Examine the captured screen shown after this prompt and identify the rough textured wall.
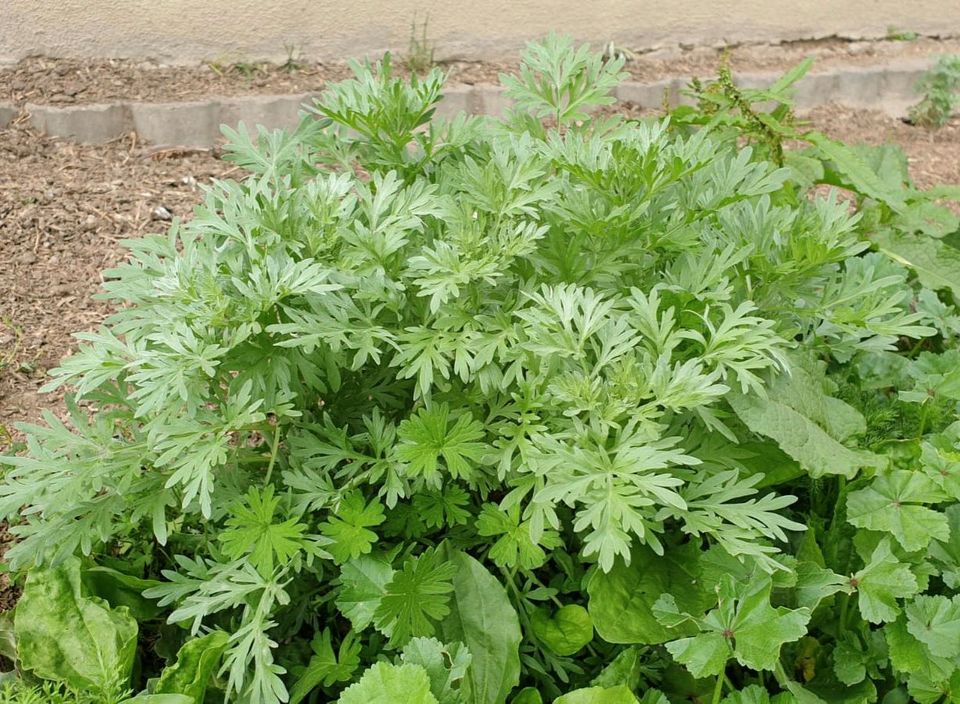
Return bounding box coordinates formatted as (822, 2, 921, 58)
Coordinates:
(2, 0, 960, 64)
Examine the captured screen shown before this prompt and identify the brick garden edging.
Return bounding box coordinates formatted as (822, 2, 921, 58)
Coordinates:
(0, 60, 931, 147)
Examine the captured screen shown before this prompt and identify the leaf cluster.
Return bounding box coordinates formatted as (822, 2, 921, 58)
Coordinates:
(2, 35, 960, 704)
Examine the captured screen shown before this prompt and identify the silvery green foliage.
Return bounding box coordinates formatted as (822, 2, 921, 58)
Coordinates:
(3, 36, 960, 704)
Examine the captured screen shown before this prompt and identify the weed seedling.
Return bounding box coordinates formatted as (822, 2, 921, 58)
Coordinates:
(909, 54, 960, 127)
(281, 43, 304, 74)
(403, 14, 435, 74)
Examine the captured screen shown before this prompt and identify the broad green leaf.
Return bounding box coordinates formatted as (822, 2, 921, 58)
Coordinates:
(795, 561, 851, 611)
(511, 688, 543, 704)
(873, 230, 960, 299)
(587, 543, 711, 644)
(721, 685, 794, 703)
(82, 566, 164, 620)
(336, 554, 395, 631)
(531, 604, 593, 656)
(728, 368, 881, 479)
(833, 637, 867, 686)
(123, 696, 194, 704)
(155, 630, 229, 701)
(0, 613, 15, 671)
(590, 646, 642, 689)
(920, 441, 960, 500)
(847, 472, 949, 552)
(337, 662, 438, 704)
(787, 677, 877, 704)
(851, 538, 918, 623)
(554, 685, 639, 704)
(832, 631, 887, 687)
(15, 556, 138, 696)
(438, 547, 522, 704)
(906, 669, 960, 704)
(905, 595, 960, 658)
(724, 581, 810, 673)
(885, 617, 955, 686)
(928, 503, 960, 588)
(664, 576, 810, 677)
(807, 131, 907, 212)
(665, 633, 729, 679)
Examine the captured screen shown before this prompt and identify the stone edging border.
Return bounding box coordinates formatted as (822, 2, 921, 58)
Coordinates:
(0, 60, 931, 148)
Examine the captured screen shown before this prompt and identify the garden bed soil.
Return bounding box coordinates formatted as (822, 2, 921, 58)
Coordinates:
(4, 36, 960, 107)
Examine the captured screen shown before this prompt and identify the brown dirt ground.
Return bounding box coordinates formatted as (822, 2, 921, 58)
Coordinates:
(4, 36, 960, 106)
(0, 123, 232, 449)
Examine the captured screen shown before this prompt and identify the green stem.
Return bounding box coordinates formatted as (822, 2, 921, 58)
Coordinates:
(264, 422, 281, 485)
(774, 661, 791, 688)
(838, 592, 851, 634)
(918, 400, 931, 440)
(712, 671, 725, 704)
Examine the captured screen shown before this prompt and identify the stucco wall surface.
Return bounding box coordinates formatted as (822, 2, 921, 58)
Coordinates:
(2, 1, 960, 65)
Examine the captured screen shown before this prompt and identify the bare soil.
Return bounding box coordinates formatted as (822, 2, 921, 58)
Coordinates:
(4, 36, 960, 107)
(0, 122, 231, 447)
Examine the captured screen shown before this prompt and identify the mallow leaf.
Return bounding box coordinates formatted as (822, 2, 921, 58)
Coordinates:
(337, 662, 438, 704)
(905, 595, 960, 658)
(846, 471, 949, 552)
(794, 561, 851, 611)
(336, 554, 395, 631)
(721, 685, 794, 703)
(850, 538, 919, 624)
(885, 617, 956, 688)
(14, 556, 138, 697)
(663, 575, 810, 677)
(401, 637, 472, 704)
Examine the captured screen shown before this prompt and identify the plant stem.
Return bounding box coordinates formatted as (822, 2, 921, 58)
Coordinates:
(264, 422, 281, 485)
(918, 400, 931, 440)
(838, 592, 851, 637)
(774, 660, 791, 688)
(712, 671, 725, 704)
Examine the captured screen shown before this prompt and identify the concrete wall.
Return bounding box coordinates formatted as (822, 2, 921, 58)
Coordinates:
(3, 1, 960, 65)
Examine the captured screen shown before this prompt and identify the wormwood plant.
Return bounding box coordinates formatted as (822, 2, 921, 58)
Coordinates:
(3, 35, 960, 704)
(909, 54, 960, 128)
